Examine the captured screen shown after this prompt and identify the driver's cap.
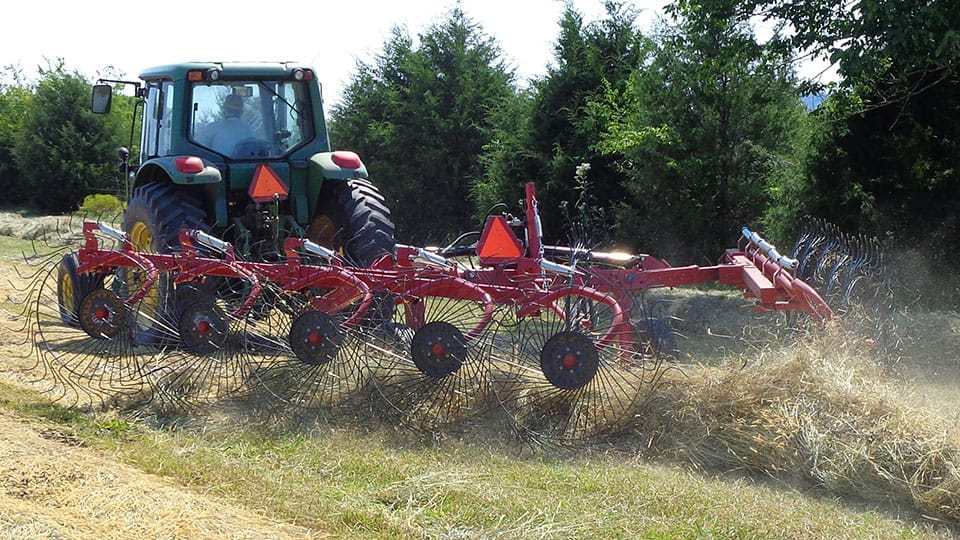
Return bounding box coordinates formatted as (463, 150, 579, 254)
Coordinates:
(224, 94, 244, 113)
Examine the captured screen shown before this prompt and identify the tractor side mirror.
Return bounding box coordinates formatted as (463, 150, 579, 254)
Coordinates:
(91, 84, 112, 114)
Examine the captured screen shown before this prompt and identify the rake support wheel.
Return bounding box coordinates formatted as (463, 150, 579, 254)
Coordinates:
(366, 275, 498, 431)
(57, 252, 104, 328)
(288, 310, 343, 366)
(494, 287, 665, 445)
(177, 301, 230, 354)
(410, 321, 467, 379)
(78, 289, 131, 340)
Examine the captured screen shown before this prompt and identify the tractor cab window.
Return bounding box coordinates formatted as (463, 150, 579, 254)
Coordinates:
(141, 85, 160, 161)
(157, 82, 174, 156)
(189, 80, 313, 159)
(140, 81, 174, 161)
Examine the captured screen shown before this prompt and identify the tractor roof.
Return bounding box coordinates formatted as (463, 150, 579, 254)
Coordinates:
(139, 61, 312, 81)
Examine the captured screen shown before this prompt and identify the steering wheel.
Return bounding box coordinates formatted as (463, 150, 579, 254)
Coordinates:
(232, 138, 272, 158)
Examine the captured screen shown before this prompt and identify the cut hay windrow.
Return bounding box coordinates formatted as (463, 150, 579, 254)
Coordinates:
(642, 328, 960, 523)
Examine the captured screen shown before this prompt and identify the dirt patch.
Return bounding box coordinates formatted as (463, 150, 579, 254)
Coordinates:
(0, 412, 320, 539)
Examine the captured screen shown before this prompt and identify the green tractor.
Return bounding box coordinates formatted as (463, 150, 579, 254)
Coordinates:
(91, 61, 394, 262)
(83, 62, 395, 336)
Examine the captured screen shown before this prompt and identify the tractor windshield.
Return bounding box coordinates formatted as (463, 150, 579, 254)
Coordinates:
(189, 80, 313, 159)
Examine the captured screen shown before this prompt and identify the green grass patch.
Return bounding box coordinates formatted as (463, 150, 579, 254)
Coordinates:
(0, 380, 949, 539)
(0, 235, 54, 259)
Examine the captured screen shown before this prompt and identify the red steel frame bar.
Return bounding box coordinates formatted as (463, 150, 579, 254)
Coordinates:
(77, 223, 373, 323)
(75, 174, 834, 357)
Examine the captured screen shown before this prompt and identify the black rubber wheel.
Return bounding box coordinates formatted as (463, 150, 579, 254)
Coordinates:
(308, 179, 395, 266)
(122, 182, 208, 343)
(57, 252, 105, 328)
(642, 317, 677, 358)
(173, 282, 217, 321)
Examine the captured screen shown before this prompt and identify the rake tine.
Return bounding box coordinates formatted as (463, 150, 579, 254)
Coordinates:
(240, 283, 372, 417)
(363, 272, 501, 432)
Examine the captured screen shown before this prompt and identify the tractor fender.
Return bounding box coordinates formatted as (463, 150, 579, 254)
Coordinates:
(308, 152, 369, 181)
(137, 157, 222, 186)
(134, 159, 226, 227)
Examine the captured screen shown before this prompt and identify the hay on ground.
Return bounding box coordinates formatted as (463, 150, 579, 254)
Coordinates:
(648, 325, 960, 523)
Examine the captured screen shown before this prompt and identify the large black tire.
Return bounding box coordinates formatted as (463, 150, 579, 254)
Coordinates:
(57, 252, 105, 328)
(124, 183, 207, 252)
(122, 183, 208, 342)
(308, 179, 395, 266)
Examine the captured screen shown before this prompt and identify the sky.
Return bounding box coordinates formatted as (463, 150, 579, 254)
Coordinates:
(2, 0, 833, 106)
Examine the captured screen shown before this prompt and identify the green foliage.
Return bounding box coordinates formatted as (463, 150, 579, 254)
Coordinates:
(591, 6, 806, 262)
(330, 8, 514, 243)
(688, 0, 960, 99)
(0, 67, 32, 199)
(734, 0, 960, 303)
(12, 61, 123, 213)
(79, 193, 124, 215)
(476, 2, 652, 240)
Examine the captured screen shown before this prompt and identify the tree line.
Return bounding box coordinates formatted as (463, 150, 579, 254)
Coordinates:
(0, 0, 956, 303)
(0, 61, 136, 213)
(331, 0, 959, 303)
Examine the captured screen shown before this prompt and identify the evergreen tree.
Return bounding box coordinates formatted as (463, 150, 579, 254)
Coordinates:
(13, 61, 120, 212)
(476, 2, 651, 240)
(0, 67, 32, 202)
(330, 9, 514, 243)
(594, 4, 805, 262)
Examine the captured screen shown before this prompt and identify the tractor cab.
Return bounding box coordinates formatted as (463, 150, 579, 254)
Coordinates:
(90, 62, 393, 266)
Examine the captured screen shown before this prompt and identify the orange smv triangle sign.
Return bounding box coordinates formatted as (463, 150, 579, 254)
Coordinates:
(248, 164, 289, 203)
(477, 216, 523, 260)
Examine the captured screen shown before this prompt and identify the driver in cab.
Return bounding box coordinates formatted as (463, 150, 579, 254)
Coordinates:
(196, 94, 256, 156)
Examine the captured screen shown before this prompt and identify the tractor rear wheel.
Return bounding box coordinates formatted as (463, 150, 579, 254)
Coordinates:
(123, 182, 207, 343)
(308, 179, 395, 266)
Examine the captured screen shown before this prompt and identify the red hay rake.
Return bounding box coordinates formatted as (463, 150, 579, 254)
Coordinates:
(19, 183, 839, 443)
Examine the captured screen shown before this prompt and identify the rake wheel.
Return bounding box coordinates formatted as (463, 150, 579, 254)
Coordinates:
(247, 287, 370, 414)
(492, 287, 664, 445)
(365, 275, 498, 431)
(147, 283, 267, 409)
(24, 249, 165, 408)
